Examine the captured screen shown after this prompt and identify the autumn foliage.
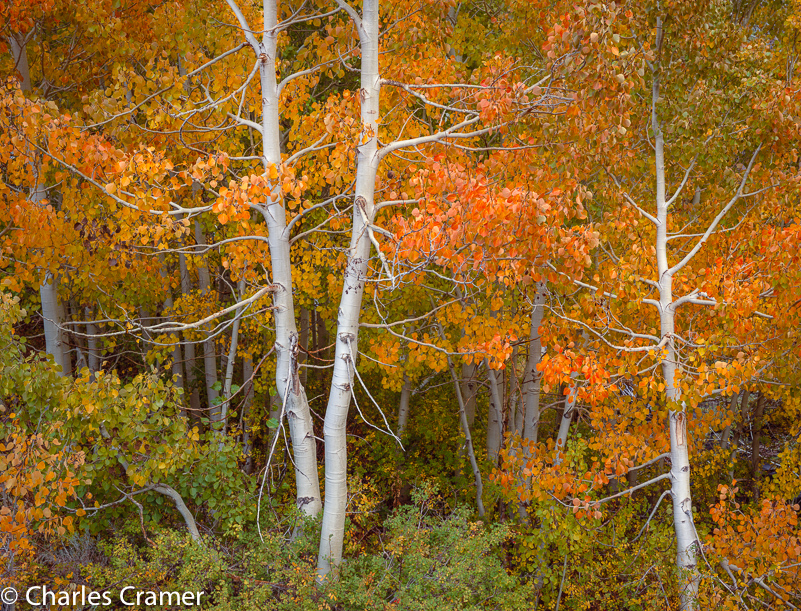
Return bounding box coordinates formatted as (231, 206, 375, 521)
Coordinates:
(1, 0, 801, 609)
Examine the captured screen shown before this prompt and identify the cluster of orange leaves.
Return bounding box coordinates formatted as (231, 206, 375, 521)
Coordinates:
(0, 430, 84, 556)
(707, 485, 801, 606)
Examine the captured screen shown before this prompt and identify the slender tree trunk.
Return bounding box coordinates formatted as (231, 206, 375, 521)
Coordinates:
(179, 251, 202, 418)
(750, 392, 765, 502)
(720, 392, 739, 449)
(317, 308, 330, 357)
(486, 365, 504, 464)
(554, 379, 577, 465)
(729, 389, 751, 481)
(523, 283, 546, 443)
(449, 360, 485, 517)
(652, 49, 699, 608)
(8, 31, 32, 92)
(460, 362, 477, 427)
(317, 0, 381, 579)
(225, 0, 322, 519)
(40, 275, 68, 375)
(397, 375, 412, 436)
(86, 307, 101, 373)
(432, 312, 486, 517)
(10, 31, 70, 376)
(194, 222, 220, 419)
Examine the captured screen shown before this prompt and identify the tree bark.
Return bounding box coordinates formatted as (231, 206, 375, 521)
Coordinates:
(460, 362, 478, 427)
(522, 283, 546, 443)
(194, 222, 220, 420)
(397, 375, 412, 437)
(554, 378, 577, 465)
(486, 364, 504, 464)
(179, 250, 202, 418)
(40, 275, 68, 375)
(12, 34, 71, 377)
(316, 0, 381, 579)
(86, 307, 101, 373)
(652, 48, 699, 607)
(223, 0, 323, 519)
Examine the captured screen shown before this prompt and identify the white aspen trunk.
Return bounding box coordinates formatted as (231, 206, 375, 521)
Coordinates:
(460, 362, 477, 427)
(316, 0, 381, 580)
(652, 46, 699, 607)
(70, 300, 89, 370)
(720, 393, 738, 449)
(554, 379, 577, 466)
(179, 251, 202, 417)
(40, 275, 67, 375)
(486, 364, 504, 464)
(194, 222, 220, 419)
(397, 375, 412, 436)
(11, 31, 70, 376)
(8, 31, 31, 92)
(235, 0, 322, 518)
(522, 283, 546, 443)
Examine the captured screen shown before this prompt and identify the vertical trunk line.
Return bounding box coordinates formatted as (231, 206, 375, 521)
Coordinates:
(317, 0, 382, 580)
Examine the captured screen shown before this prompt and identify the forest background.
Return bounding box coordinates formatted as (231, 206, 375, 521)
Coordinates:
(2, 0, 801, 609)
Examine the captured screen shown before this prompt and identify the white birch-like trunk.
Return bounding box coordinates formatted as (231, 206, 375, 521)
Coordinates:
(652, 52, 699, 608)
(522, 283, 546, 442)
(486, 365, 504, 464)
(554, 379, 577, 466)
(397, 376, 412, 436)
(9, 31, 31, 92)
(40, 274, 68, 375)
(11, 34, 71, 376)
(460, 362, 477, 427)
(224, 0, 322, 517)
(316, 0, 381, 579)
